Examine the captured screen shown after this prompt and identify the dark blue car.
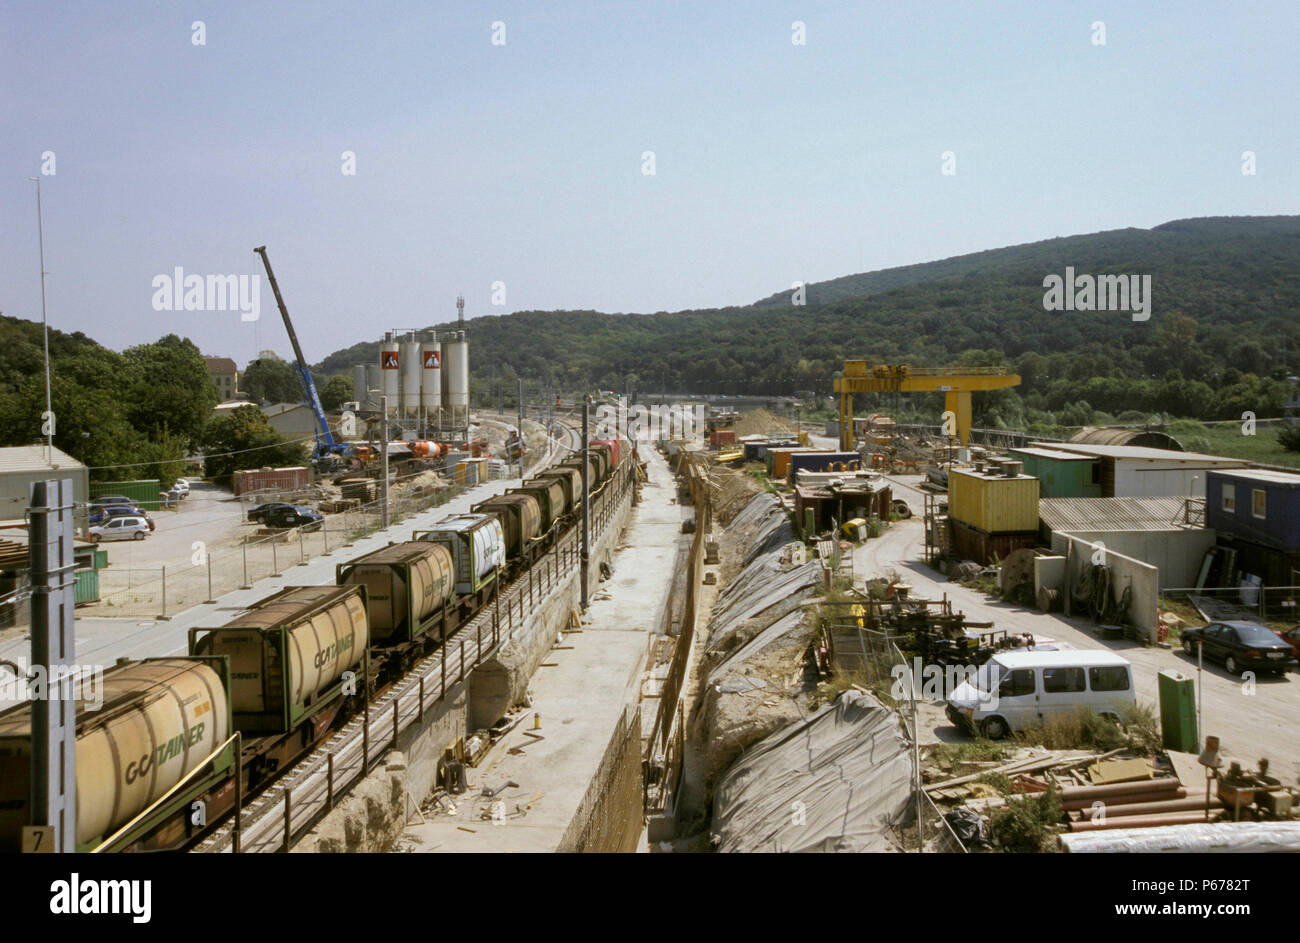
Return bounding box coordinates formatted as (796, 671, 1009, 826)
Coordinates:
(1181, 620, 1297, 676)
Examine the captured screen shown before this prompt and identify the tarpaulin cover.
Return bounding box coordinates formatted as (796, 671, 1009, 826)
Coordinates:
(711, 691, 913, 853)
(1060, 821, 1300, 853)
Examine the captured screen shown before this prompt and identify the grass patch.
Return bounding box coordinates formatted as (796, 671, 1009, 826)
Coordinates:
(808, 667, 870, 711)
(1191, 422, 1300, 470)
(1016, 704, 1160, 753)
(958, 573, 1000, 597)
(930, 739, 1010, 768)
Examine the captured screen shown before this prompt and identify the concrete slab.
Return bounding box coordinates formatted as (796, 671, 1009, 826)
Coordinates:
(401, 445, 688, 852)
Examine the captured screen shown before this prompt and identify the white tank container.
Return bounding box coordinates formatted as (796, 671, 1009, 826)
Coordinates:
(0, 658, 230, 849)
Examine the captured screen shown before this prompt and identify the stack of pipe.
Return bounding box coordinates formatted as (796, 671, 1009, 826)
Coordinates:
(1057, 778, 1223, 832)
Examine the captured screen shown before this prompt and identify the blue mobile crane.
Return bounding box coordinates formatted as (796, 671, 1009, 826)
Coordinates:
(254, 246, 353, 470)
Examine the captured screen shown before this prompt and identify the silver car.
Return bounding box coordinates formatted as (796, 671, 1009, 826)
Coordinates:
(89, 515, 150, 542)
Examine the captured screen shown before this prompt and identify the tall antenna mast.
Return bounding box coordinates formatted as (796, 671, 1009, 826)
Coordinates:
(456, 294, 465, 330)
(30, 177, 52, 463)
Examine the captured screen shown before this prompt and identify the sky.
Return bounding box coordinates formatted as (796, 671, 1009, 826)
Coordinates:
(2, 1, 1296, 369)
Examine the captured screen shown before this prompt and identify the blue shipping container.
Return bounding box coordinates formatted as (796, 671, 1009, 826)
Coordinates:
(1206, 469, 1300, 551)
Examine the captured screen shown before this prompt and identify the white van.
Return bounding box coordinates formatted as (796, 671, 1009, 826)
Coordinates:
(945, 650, 1135, 740)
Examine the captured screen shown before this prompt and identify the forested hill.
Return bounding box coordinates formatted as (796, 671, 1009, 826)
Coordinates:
(315, 216, 1300, 422)
(752, 215, 1300, 308)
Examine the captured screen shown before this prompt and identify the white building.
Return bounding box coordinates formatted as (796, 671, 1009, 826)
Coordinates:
(1033, 442, 1250, 499)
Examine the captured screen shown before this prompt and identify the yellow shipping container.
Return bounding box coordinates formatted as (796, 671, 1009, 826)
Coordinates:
(772, 449, 831, 479)
(948, 467, 1039, 534)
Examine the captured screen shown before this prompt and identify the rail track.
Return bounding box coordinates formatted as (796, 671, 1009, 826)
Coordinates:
(195, 418, 629, 852)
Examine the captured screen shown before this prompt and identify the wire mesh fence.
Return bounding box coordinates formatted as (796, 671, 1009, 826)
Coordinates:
(87, 482, 477, 618)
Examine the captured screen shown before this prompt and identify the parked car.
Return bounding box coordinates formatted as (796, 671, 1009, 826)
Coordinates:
(1180, 621, 1298, 676)
(248, 501, 298, 524)
(89, 495, 133, 508)
(170, 479, 190, 497)
(89, 505, 155, 531)
(264, 505, 324, 529)
(1278, 626, 1300, 659)
(88, 516, 150, 542)
(946, 650, 1136, 740)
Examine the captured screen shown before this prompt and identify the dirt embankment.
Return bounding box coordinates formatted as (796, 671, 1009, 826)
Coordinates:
(674, 477, 826, 838)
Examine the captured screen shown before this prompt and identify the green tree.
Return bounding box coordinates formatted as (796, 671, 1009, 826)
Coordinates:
(242, 357, 301, 404)
(121, 334, 216, 442)
(198, 406, 307, 483)
(318, 374, 352, 411)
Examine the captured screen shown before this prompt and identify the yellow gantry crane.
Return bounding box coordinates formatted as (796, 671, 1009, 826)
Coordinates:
(833, 362, 1021, 449)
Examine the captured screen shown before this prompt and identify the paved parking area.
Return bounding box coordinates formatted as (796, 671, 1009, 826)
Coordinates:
(858, 474, 1300, 781)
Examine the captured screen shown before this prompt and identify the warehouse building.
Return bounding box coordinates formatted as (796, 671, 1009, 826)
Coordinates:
(0, 444, 88, 531)
(1028, 442, 1248, 499)
(1038, 496, 1215, 589)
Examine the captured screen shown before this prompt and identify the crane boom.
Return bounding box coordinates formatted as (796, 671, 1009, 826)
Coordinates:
(254, 246, 346, 462)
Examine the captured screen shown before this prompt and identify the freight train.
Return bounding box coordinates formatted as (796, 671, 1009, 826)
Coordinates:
(0, 439, 629, 854)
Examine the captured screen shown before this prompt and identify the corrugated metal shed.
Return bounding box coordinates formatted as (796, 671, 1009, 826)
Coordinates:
(1069, 426, 1184, 450)
(1033, 442, 1247, 464)
(1039, 496, 1197, 533)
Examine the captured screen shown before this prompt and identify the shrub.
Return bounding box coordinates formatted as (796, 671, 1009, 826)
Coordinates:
(988, 785, 1062, 853)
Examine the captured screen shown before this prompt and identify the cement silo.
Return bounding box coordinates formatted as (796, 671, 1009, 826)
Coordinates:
(352, 364, 367, 412)
(380, 336, 400, 417)
(400, 336, 422, 420)
(446, 330, 469, 428)
(365, 364, 380, 410)
(420, 331, 441, 428)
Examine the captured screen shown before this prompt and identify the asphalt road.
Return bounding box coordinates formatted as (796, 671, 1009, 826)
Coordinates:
(860, 473, 1300, 780)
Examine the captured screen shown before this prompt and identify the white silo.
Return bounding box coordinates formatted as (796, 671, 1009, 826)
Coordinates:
(447, 331, 469, 427)
(380, 334, 400, 416)
(351, 364, 367, 411)
(365, 364, 380, 410)
(420, 331, 441, 427)
(400, 336, 422, 420)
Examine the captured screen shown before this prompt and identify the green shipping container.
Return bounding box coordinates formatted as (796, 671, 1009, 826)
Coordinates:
(73, 568, 100, 605)
(90, 479, 163, 511)
(1157, 669, 1198, 753)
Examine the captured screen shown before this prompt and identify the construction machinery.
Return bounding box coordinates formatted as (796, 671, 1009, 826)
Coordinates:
(832, 362, 1021, 450)
(254, 246, 353, 470)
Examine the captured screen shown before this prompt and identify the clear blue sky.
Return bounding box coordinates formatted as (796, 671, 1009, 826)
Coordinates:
(2, 1, 1296, 368)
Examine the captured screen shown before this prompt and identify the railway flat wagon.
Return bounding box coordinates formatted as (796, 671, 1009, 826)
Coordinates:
(190, 585, 369, 736)
(0, 657, 235, 853)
